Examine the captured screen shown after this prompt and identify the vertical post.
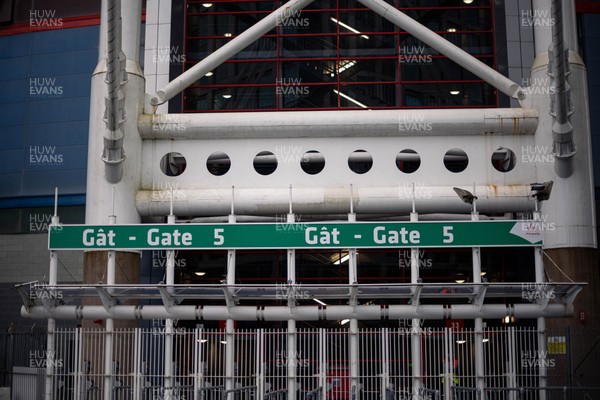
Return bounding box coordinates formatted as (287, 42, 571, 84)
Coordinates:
(164, 197, 176, 400)
(45, 188, 60, 400)
(256, 329, 265, 400)
(444, 328, 453, 400)
(132, 328, 141, 400)
(381, 328, 390, 397)
(471, 197, 485, 400)
(409, 186, 422, 398)
(348, 191, 359, 399)
(534, 203, 547, 400)
(104, 209, 117, 400)
(287, 188, 297, 400)
(319, 329, 327, 400)
(225, 187, 236, 397)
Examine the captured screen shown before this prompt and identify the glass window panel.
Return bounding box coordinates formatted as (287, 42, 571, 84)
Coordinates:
(186, 37, 277, 60)
(334, 10, 396, 33)
(401, 8, 493, 32)
(281, 36, 337, 58)
(338, 58, 397, 82)
(400, 56, 494, 81)
(339, 34, 397, 57)
(189, 61, 276, 86)
(400, 32, 493, 55)
(281, 60, 338, 84)
(280, 84, 339, 109)
(184, 86, 276, 111)
(187, 1, 275, 14)
(338, 84, 398, 108)
(401, 82, 496, 107)
(187, 13, 274, 36)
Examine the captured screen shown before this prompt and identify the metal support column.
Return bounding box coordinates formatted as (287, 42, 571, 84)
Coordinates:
(472, 201, 486, 400)
(45, 189, 60, 400)
(104, 212, 117, 400)
(164, 209, 176, 400)
(348, 199, 359, 399)
(534, 205, 547, 400)
(287, 191, 298, 400)
(409, 189, 422, 399)
(225, 199, 237, 396)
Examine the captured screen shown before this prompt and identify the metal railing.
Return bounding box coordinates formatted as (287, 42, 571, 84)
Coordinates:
(4, 327, 600, 400)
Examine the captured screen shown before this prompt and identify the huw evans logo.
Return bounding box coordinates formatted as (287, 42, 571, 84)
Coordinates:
(399, 250, 432, 270)
(399, 182, 433, 199)
(30, 77, 64, 98)
(276, 282, 310, 300)
(30, 10, 63, 29)
(521, 145, 555, 164)
(521, 9, 555, 28)
(520, 350, 556, 368)
(276, 10, 309, 29)
(399, 46, 432, 65)
(151, 182, 187, 201)
(152, 46, 186, 65)
(29, 146, 64, 166)
(275, 145, 304, 163)
(521, 282, 555, 302)
(151, 114, 187, 132)
(29, 213, 53, 233)
(30, 350, 63, 368)
(276, 78, 310, 97)
(399, 113, 432, 132)
(521, 77, 556, 97)
(151, 250, 187, 269)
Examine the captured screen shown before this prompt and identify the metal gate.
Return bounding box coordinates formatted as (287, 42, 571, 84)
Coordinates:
(31, 327, 551, 400)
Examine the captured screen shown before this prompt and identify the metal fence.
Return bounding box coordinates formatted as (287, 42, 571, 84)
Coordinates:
(1, 327, 600, 400)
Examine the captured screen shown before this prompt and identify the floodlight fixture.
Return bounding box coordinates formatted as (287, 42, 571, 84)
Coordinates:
(530, 181, 553, 202)
(453, 187, 477, 205)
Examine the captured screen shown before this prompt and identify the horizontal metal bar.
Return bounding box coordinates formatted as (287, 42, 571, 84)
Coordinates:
(138, 108, 538, 139)
(21, 303, 573, 321)
(136, 185, 534, 217)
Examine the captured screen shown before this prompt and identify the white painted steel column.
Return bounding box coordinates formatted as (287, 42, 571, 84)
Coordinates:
(256, 329, 265, 400)
(86, 0, 143, 225)
(534, 208, 547, 400)
(472, 207, 485, 400)
(381, 328, 390, 397)
(532, 0, 552, 55)
(45, 190, 60, 400)
(287, 198, 298, 400)
(409, 209, 422, 399)
(319, 329, 327, 400)
(164, 212, 176, 399)
(104, 213, 117, 400)
(225, 208, 237, 396)
(348, 208, 359, 400)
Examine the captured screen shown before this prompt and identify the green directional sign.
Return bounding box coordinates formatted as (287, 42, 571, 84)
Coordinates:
(48, 221, 543, 250)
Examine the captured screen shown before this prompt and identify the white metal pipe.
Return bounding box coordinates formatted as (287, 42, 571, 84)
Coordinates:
(534, 210, 547, 400)
(533, 0, 552, 55)
(288, 319, 297, 400)
(151, 0, 317, 105)
(138, 108, 538, 139)
(164, 214, 175, 399)
(22, 304, 573, 320)
(409, 211, 421, 399)
(349, 319, 359, 399)
(354, 0, 524, 99)
(104, 214, 116, 400)
(136, 186, 534, 217)
(471, 210, 485, 398)
(226, 212, 236, 395)
(46, 207, 59, 400)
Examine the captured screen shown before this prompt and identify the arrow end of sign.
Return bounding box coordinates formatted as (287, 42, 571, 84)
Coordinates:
(510, 222, 543, 244)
